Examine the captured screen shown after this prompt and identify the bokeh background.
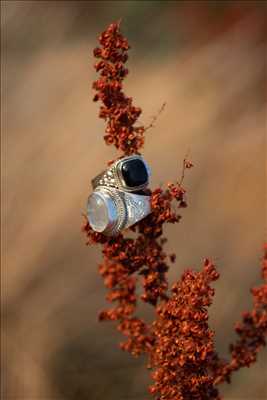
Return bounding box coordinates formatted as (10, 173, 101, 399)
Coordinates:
(1, 1, 266, 399)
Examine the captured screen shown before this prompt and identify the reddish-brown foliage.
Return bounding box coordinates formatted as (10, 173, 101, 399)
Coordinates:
(92, 20, 144, 155)
(83, 21, 267, 399)
(210, 244, 267, 385)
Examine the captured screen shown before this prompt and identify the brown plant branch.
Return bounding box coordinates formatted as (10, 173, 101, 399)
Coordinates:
(144, 102, 167, 132)
(83, 21, 267, 400)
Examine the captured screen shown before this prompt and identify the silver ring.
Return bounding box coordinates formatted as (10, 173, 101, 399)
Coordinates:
(87, 156, 152, 236)
(91, 155, 151, 192)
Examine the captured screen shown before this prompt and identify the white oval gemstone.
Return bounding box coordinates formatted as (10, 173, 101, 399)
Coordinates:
(87, 191, 117, 232)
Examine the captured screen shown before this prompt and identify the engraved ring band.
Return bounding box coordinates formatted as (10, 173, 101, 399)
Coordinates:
(87, 155, 152, 236)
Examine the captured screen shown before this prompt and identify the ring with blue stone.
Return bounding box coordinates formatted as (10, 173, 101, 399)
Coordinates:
(87, 156, 152, 236)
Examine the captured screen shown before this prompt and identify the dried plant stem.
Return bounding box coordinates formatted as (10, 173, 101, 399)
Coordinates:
(83, 21, 267, 400)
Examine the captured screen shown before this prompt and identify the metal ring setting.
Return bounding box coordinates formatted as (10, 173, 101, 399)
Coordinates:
(91, 155, 151, 193)
(87, 156, 152, 236)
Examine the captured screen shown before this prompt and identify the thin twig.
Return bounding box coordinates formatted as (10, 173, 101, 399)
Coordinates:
(178, 148, 192, 186)
(144, 102, 166, 132)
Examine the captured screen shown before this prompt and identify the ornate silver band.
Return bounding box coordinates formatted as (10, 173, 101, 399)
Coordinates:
(87, 155, 152, 235)
(91, 155, 151, 193)
(87, 186, 151, 236)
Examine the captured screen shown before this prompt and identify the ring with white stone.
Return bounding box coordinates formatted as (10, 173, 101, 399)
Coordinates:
(87, 186, 151, 236)
(91, 155, 151, 193)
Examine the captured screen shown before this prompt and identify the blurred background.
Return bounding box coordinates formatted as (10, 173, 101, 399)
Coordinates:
(1, 1, 266, 399)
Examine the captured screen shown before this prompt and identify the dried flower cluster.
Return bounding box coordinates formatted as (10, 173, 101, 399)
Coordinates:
(83, 21, 267, 399)
(83, 177, 190, 356)
(210, 245, 267, 385)
(149, 259, 220, 400)
(92, 21, 144, 154)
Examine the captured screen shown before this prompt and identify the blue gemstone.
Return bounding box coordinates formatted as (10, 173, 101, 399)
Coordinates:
(121, 159, 148, 187)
